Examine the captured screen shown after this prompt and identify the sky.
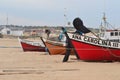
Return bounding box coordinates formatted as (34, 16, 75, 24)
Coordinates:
(0, 0, 120, 28)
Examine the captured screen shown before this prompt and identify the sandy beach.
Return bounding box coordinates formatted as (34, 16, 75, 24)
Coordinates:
(0, 38, 120, 80)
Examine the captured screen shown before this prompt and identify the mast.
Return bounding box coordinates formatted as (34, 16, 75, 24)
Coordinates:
(103, 12, 107, 32)
(5, 14, 8, 29)
(102, 0, 107, 32)
(6, 14, 8, 26)
(64, 8, 68, 27)
(64, 8, 67, 27)
(99, 13, 107, 38)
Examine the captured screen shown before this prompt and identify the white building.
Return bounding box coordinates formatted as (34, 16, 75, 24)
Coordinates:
(0, 26, 24, 36)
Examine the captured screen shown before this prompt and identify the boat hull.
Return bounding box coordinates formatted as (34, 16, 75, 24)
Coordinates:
(71, 40, 120, 61)
(21, 41, 45, 52)
(42, 38, 74, 55)
(67, 33, 120, 61)
(19, 38, 45, 52)
(45, 41, 68, 55)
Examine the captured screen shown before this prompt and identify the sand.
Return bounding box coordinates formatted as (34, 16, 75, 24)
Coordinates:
(0, 38, 120, 80)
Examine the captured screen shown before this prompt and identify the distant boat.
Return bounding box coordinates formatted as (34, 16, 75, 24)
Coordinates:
(98, 14, 120, 42)
(99, 27, 120, 43)
(18, 38, 45, 52)
(41, 37, 74, 55)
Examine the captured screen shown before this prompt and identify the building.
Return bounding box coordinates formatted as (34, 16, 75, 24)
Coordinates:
(0, 26, 24, 36)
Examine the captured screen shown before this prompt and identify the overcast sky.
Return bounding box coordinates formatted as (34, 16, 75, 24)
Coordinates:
(0, 0, 120, 28)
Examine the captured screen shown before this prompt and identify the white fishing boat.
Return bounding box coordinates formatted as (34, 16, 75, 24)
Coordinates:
(99, 14, 120, 42)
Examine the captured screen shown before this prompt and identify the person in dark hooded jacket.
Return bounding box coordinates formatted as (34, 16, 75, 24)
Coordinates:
(73, 17, 91, 35)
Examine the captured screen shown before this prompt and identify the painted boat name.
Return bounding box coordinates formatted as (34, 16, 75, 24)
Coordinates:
(72, 34, 119, 48)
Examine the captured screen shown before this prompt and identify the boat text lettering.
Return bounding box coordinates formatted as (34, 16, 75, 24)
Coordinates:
(71, 34, 119, 48)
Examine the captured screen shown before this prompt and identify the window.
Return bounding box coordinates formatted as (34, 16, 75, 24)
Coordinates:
(7, 31, 10, 34)
(110, 32, 114, 36)
(115, 32, 118, 36)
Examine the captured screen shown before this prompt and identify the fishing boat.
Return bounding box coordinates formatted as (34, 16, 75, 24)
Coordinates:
(66, 32, 120, 61)
(63, 17, 120, 62)
(18, 38, 45, 52)
(41, 37, 74, 55)
(98, 14, 120, 42)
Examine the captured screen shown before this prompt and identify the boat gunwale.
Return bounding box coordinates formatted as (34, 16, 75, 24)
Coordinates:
(68, 32, 120, 49)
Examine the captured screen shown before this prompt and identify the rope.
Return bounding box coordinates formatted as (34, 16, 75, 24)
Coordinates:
(106, 48, 120, 58)
(83, 26, 120, 59)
